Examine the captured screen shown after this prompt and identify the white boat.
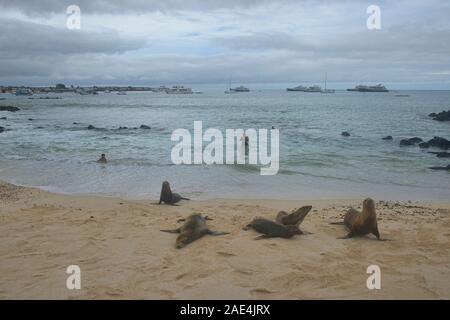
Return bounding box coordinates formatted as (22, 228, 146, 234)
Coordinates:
(166, 86, 193, 94)
(228, 85, 250, 93)
(287, 85, 307, 92)
(15, 88, 33, 96)
(117, 91, 127, 95)
(304, 85, 322, 92)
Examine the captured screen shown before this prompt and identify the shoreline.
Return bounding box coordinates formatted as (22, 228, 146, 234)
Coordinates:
(1, 180, 450, 299)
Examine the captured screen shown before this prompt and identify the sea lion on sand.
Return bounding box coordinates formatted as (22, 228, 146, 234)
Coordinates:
(276, 206, 312, 226)
(243, 218, 302, 239)
(158, 181, 190, 205)
(331, 198, 387, 240)
(161, 214, 228, 248)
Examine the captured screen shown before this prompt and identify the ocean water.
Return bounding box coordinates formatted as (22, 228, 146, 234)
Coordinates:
(0, 87, 449, 201)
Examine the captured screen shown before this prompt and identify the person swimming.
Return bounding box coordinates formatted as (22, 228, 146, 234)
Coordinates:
(97, 154, 107, 163)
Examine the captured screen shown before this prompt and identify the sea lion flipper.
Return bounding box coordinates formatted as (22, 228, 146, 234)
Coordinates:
(160, 228, 181, 234)
(338, 232, 354, 239)
(207, 230, 229, 236)
(254, 235, 272, 240)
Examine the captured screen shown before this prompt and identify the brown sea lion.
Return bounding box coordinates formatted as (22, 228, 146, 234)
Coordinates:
(275, 206, 312, 226)
(331, 198, 386, 240)
(160, 214, 228, 248)
(243, 218, 302, 239)
(158, 181, 190, 205)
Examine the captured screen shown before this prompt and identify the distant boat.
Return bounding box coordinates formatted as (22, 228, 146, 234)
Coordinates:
(347, 84, 389, 92)
(15, 88, 33, 96)
(286, 85, 307, 92)
(304, 85, 322, 93)
(321, 72, 335, 94)
(117, 91, 127, 95)
(227, 85, 250, 93)
(166, 86, 193, 94)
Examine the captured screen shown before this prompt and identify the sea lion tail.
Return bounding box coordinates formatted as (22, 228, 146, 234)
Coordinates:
(160, 229, 180, 234)
(207, 230, 229, 236)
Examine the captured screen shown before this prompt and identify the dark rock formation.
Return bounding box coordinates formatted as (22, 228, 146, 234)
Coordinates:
(428, 165, 450, 171)
(87, 125, 96, 130)
(419, 142, 430, 148)
(426, 136, 450, 150)
(382, 136, 393, 140)
(0, 106, 20, 112)
(341, 131, 350, 137)
(0, 126, 5, 133)
(0, 117, 6, 120)
(400, 137, 423, 146)
(140, 125, 151, 129)
(429, 109, 450, 122)
(428, 152, 450, 158)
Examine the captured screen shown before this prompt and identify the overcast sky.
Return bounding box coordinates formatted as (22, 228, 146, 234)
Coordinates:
(1, 0, 450, 89)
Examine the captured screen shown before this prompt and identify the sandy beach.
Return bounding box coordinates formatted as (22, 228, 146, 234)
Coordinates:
(0, 180, 449, 299)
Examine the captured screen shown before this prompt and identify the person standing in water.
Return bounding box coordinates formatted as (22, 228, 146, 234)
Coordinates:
(97, 154, 107, 163)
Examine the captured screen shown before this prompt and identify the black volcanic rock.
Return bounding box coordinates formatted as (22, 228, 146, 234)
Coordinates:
(87, 125, 95, 130)
(140, 125, 151, 129)
(341, 131, 350, 137)
(0, 117, 6, 120)
(426, 136, 450, 150)
(428, 165, 450, 171)
(382, 136, 393, 140)
(419, 142, 430, 148)
(400, 137, 423, 146)
(0, 126, 5, 133)
(428, 152, 450, 158)
(0, 106, 20, 112)
(429, 109, 450, 122)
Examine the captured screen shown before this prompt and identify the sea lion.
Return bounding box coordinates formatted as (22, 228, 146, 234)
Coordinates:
(331, 198, 385, 240)
(158, 181, 190, 205)
(243, 218, 302, 239)
(161, 214, 228, 248)
(275, 206, 312, 227)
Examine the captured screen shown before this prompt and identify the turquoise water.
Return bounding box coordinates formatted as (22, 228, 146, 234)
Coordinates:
(0, 87, 449, 200)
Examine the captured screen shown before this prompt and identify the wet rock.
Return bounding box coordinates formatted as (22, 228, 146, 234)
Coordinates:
(419, 142, 430, 148)
(426, 136, 450, 150)
(341, 131, 350, 137)
(0, 117, 6, 120)
(400, 137, 423, 146)
(28, 118, 34, 121)
(382, 136, 393, 140)
(428, 165, 450, 171)
(0, 126, 5, 133)
(140, 125, 151, 130)
(428, 152, 450, 158)
(0, 106, 20, 112)
(429, 109, 450, 122)
(87, 125, 96, 130)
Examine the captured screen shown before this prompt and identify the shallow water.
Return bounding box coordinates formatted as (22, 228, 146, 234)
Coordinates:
(0, 87, 449, 200)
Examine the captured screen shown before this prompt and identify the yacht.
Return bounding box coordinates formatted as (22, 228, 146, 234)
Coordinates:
(347, 84, 389, 92)
(286, 85, 307, 92)
(166, 86, 193, 94)
(228, 85, 250, 93)
(304, 85, 322, 93)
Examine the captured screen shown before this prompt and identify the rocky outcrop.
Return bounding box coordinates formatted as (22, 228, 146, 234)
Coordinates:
(428, 152, 450, 158)
(382, 136, 393, 140)
(0, 106, 20, 112)
(140, 125, 151, 130)
(426, 136, 450, 150)
(0, 126, 5, 133)
(341, 131, 350, 137)
(429, 109, 450, 122)
(429, 165, 450, 171)
(400, 137, 422, 146)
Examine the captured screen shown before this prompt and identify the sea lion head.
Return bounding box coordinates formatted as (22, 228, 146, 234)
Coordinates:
(175, 234, 190, 249)
(160, 181, 173, 203)
(362, 198, 376, 218)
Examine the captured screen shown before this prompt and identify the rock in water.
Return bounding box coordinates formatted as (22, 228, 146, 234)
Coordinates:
(400, 137, 423, 146)
(382, 136, 393, 140)
(426, 136, 450, 150)
(0, 106, 20, 112)
(140, 125, 151, 129)
(429, 109, 450, 122)
(341, 131, 350, 137)
(428, 152, 450, 158)
(0, 126, 5, 133)
(429, 165, 450, 171)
